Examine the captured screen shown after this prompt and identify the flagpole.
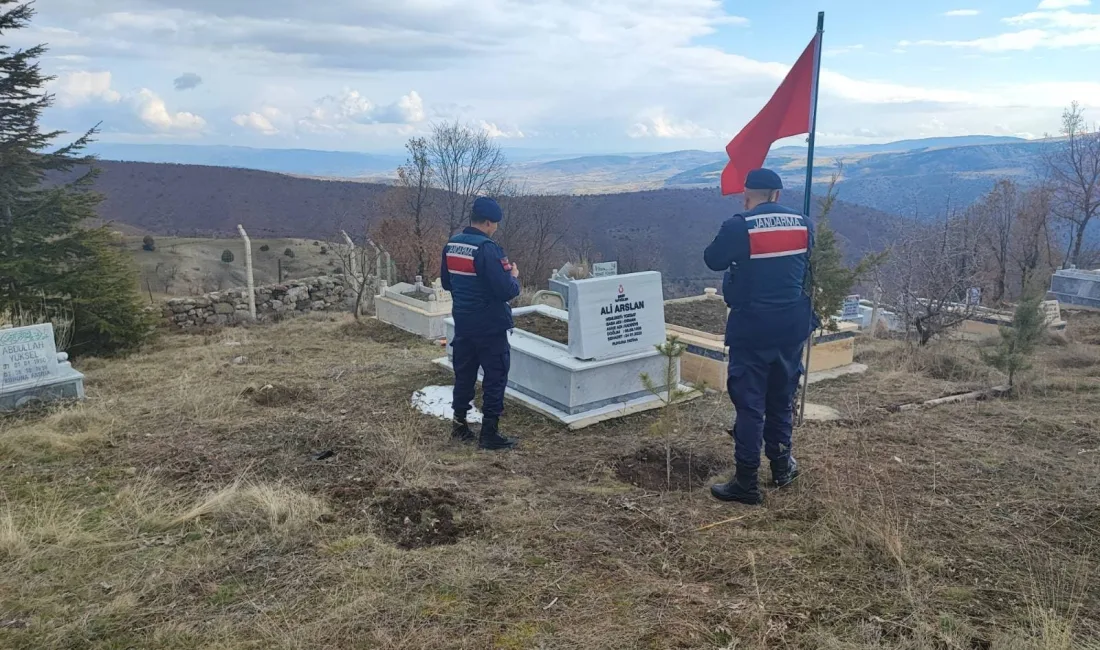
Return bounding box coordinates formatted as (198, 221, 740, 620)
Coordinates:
(798, 11, 824, 427)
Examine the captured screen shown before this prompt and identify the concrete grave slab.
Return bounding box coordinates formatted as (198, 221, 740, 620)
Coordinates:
(375, 279, 452, 340)
(0, 323, 85, 411)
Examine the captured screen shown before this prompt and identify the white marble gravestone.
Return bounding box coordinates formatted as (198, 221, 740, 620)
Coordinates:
(566, 271, 666, 360)
(0, 323, 85, 410)
(433, 270, 696, 429)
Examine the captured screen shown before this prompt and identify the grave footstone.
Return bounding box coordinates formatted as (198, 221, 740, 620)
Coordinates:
(0, 323, 85, 410)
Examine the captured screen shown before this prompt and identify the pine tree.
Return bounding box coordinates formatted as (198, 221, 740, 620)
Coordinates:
(0, 1, 152, 355)
(808, 168, 887, 331)
(221, 249, 234, 264)
(981, 293, 1045, 389)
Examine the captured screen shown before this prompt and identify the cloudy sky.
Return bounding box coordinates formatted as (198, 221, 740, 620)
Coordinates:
(15, 0, 1100, 154)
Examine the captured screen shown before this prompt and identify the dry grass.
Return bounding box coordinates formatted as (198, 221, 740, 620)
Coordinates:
(167, 479, 329, 534)
(1, 314, 1098, 649)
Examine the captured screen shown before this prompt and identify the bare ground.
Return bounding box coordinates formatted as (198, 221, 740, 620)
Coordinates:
(1, 313, 1098, 649)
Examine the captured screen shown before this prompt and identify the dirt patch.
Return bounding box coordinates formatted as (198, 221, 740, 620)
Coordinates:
(338, 318, 423, 345)
(241, 383, 315, 407)
(401, 290, 432, 302)
(664, 299, 726, 336)
(371, 487, 480, 549)
(513, 312, 569, 345)
(614, 445, 726, 492)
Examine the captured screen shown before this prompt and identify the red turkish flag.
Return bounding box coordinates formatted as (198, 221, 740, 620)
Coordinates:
(720, 34, 820, 195)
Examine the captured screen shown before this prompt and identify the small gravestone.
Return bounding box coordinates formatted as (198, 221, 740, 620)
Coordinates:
(0, 323, 85, 410)
(841, 295, 860, 321)
(592, 261, 618, 277)
(567, 271, 666, 360)
(1041, 299, 1063, 327)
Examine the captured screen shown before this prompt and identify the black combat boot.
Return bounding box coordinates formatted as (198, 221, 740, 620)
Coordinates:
(770, 455, 800, 488)
(709, 463, 763, 505)
(478, 416, 517, 451)
(451, 412, 475, 443)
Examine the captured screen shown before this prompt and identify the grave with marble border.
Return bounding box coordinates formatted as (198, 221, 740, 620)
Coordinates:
(663, 289, 864, 392)
(433, 271, 697, 429)
(374, 276, 452, 340)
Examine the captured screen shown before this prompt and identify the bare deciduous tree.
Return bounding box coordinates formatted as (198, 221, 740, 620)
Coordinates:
(884, 208, 987, 345)
(1044, 102, 1100, 268)
(976, 179, 1019, 304)
(496, 189, 569, 287)
(1012, 185, 1057, 296)
(427, 121, 509, 235)
(396, 137, 437, 277)
(333, 226, 381, 320)
(154, 262, 180, 294)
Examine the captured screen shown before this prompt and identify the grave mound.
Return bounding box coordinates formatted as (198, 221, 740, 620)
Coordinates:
(513, 312, 568, 344)
(371, 487, 480, 549)
(614, 446, 726, 492)
(664, 299, 726, 336)
(242, 383, 315, 407)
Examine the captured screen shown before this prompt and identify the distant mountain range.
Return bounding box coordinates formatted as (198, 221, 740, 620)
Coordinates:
(86, 135, 1051, 218)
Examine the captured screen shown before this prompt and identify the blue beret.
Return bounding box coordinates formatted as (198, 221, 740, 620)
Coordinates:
(472, 196, 503, 223)
(744, 168, 783, 191)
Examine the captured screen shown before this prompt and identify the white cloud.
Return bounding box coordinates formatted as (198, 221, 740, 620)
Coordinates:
(478, 121, 524, 138)
(49, 71, 122, 107)
(910, 7, 1100, 52)
(133, 89, 206, 132)
(300, 89, 426, 132)
(27, 0, 1100, 150)
(233, 110, 280, 135)
(824, 44, 864, 57)
(628, 110, 715, 139)
(1037, 0, 1090, 9)
(944, 9, 980, 16)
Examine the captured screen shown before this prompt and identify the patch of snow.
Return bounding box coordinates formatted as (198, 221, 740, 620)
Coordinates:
(412, 385, 482, 423)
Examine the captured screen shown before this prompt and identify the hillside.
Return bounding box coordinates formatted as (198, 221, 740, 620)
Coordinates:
(124, 236, 345, 298)
(77, 160, 900, 294)
(664, 140, 1053, 216)
(3, 314, 1100, 648)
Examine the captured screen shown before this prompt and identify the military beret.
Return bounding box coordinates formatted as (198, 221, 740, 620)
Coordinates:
(473, 195, 506, 224)
(471, 196, 503, 222)
(744, 168, 783, 191)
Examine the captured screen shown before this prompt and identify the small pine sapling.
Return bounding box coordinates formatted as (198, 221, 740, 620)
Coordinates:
(981, 293, 1045, 389)
(640, 335, 704, 491)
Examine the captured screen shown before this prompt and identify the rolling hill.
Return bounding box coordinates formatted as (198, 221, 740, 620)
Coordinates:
(72, 160, 900, 296)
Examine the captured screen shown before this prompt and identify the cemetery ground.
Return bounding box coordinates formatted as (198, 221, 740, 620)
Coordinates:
(2, 314, 1100, 649)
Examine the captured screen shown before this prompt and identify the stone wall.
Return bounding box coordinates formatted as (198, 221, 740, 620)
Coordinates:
(164, 276, 365, 328)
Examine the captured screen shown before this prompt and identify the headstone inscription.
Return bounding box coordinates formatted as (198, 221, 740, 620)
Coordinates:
(841, 295, 860, 321)
(592, 261, 618, 277)
(0, 323, 85, 410)
(1041, 299, 1062, 326)
(1, 323, 59, 388)
(566, 271, 666, 360)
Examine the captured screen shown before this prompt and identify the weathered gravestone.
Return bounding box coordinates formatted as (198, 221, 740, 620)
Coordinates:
(0, 323, 85, 411)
